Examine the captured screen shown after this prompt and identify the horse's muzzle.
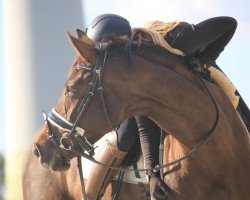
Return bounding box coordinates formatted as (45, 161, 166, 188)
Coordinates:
(33, 144, 71, 171)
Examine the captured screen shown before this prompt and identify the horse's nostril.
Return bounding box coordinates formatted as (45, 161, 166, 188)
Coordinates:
(33, 144, 41, 158)
(42, 163, 49, 169)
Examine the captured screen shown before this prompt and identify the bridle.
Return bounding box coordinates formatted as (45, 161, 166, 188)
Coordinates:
(41, 41, 220, 198)
(42, 42, 113, 158)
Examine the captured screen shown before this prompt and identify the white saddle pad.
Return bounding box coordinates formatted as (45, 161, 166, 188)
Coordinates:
(81, 131, 148, 184)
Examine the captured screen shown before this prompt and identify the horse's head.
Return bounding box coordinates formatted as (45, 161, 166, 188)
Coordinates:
(33, 30, 145, 171)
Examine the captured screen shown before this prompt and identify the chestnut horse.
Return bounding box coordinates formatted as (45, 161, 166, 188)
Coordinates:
(22, 30, 250, 200)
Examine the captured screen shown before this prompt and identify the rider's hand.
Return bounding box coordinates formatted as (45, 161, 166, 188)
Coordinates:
(147, 171, 169, 200)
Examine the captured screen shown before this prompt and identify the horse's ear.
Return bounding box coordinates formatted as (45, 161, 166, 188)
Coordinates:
(67, 31, 97, 64)
(76, 29, 89, 40)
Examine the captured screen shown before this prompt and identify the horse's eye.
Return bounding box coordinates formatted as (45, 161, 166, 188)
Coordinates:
(66, 86, 76, 94)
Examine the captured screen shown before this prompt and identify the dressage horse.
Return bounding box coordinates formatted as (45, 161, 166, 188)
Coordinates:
(22, 30, 250, 200)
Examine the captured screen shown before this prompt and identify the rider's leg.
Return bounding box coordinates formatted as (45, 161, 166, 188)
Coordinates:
(168, 16, 237, 65)
(135, 116, 161, 170)
(135, 116, 169, 199)
(85, 117, 138, 200)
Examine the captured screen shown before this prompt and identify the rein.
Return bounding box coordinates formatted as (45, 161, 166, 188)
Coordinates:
(42, 42, 220, 199)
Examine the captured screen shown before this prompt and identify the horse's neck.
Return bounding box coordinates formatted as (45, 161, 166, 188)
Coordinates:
(162, 83, 250, 176)
(135, 58, 216, 145)
(136, 55, 249, 148)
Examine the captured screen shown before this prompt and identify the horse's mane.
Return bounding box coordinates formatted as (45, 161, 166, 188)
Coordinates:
(103, 20, 184, 56)
(98, 21, 188, 66)
(131, 21, 184, 56)
(100, 33, 185, 66)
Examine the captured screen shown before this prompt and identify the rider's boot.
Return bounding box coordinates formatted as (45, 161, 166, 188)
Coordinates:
(85, 132, 127, 200)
